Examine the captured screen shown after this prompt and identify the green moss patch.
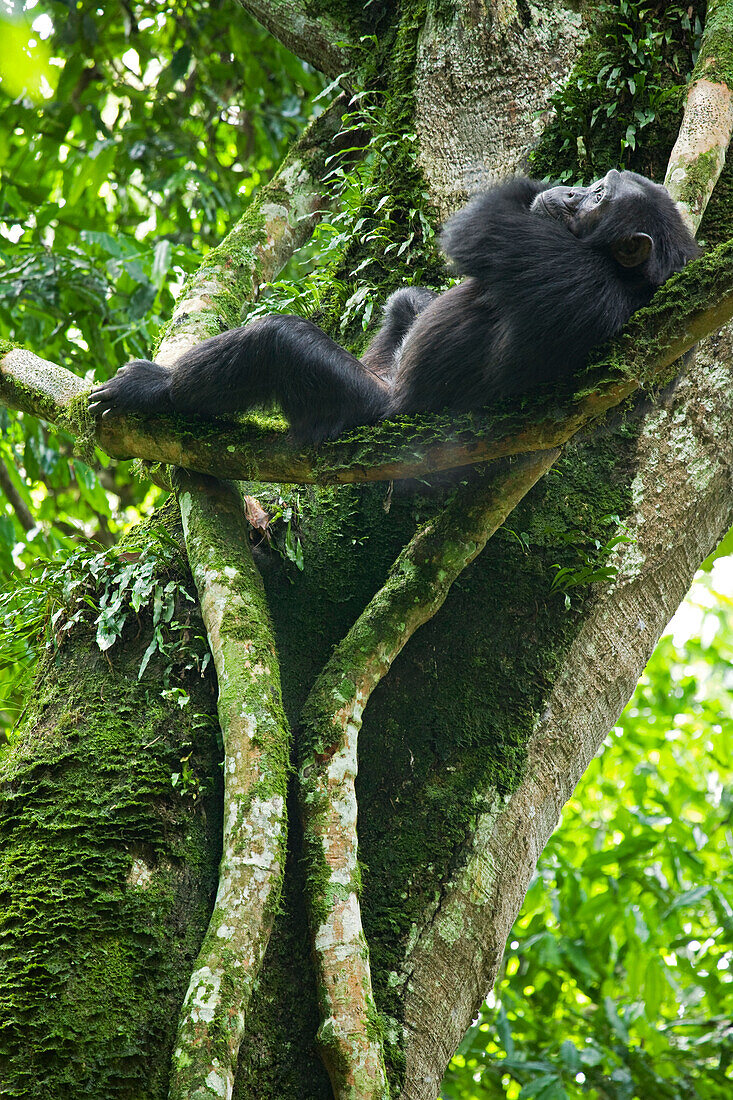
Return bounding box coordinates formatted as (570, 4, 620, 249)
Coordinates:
(0, 522, 222, 1099)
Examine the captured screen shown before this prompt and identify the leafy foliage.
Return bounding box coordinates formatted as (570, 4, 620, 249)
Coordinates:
(531, 1, 704, 183)
(548, 515, 636, 610)
(0, 0, 325, 572)
(249, 88, 442, 345)
(0, 526, 210, 739)
(441, 561, 733, 1100)
(1, 0, 324, 371)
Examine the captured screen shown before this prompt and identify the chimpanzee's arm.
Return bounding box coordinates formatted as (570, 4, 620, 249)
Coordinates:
(440, 177, 552, 280)
(439, 177, 625, 368)
(89, 314, 391, 445)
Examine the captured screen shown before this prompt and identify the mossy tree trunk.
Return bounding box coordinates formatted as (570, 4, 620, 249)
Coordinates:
(2, 2, 732, 1099)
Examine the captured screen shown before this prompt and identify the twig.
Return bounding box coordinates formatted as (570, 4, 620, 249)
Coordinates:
(0, 452, 35, 532)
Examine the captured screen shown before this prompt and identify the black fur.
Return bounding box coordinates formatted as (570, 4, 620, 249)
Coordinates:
(90, 171, 699, 444)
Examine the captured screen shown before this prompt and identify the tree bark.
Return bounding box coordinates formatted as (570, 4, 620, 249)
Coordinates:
(1, 3, 731, 1099)
(664, 0, 733, 232)
(400, 329, 733, 1096)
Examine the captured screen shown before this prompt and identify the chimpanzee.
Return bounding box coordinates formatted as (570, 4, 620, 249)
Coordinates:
(89, 170, 699, 444)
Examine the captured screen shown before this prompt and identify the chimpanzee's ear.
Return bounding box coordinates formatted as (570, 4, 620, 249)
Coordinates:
(611, 232, 653, 268)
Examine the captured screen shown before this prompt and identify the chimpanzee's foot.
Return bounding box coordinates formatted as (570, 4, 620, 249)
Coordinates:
(89, 360, 174, 418)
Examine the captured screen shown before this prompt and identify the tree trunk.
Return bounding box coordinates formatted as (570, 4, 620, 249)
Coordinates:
(1, 2, 731, 1098)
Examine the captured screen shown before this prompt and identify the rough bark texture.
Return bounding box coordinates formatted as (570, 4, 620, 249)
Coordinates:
(0, 516, 224, 1097)
(170, 475, 290, 1100)
(236, 0, 352, 79)
(297, 452, 558, 1099)
(664, 0, 733, 232)
(2, 2, 731, 1098)
(400, 326, 733, 1096)
(413, 0, 588, 215)
(0, 346, 86, 418)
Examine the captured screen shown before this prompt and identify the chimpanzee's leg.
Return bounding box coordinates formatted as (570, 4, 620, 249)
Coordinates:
(361, 287, 438, 378)
(89, 314, 391, 444)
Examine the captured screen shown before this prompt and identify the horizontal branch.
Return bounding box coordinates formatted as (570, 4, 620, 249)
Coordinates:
(1, 241, 732, 484)
(0, 346, 87, 418)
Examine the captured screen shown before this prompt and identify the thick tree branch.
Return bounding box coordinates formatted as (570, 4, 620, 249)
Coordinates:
(0, 346, 87, 418)
(169, 473, 291, 1100)
(665, 0, 733, 232)
(2, 240, 731, 484)
(155, 97, 349, 367)
(400, 323, 733, 1100)
(142, 100, 357, 1098)
(235, 0, 353, 79)
(399, 63, 733, 1093)
(297, 450, 559, 1099)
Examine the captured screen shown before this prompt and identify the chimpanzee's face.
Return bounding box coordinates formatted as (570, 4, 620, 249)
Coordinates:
(531, 169, 643, 235)
(530, 169, 666, 269)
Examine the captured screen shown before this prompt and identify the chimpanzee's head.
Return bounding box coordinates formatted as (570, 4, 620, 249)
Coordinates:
(531, 169, 700, 284)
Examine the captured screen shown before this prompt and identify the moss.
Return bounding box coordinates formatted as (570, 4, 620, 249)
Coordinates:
(227, 397, 640, 1095)
(696, 3, 733, 87)
(293, 1, 447, 351)
(58, 389, 97, 463)
(354, 449, 638, 1080)
(671, 146, 723, 212)
(232, 791, 332, 1099)
(0, 339, 20, 357)
(302, 0, 379, 34)
(176, 475, 291, 807)
(699, 146, 733, 245)
(0, 516, 223, 1099)
(593, 238, 733, 387)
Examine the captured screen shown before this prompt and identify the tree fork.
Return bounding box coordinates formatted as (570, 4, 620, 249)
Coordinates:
(297, 450, 559, 1098)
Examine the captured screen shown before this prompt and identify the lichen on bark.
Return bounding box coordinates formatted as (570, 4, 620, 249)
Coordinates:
(170, 473, 291, 1100)
(2, 3, 732, 1098)
(665, 0, 733, 231)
